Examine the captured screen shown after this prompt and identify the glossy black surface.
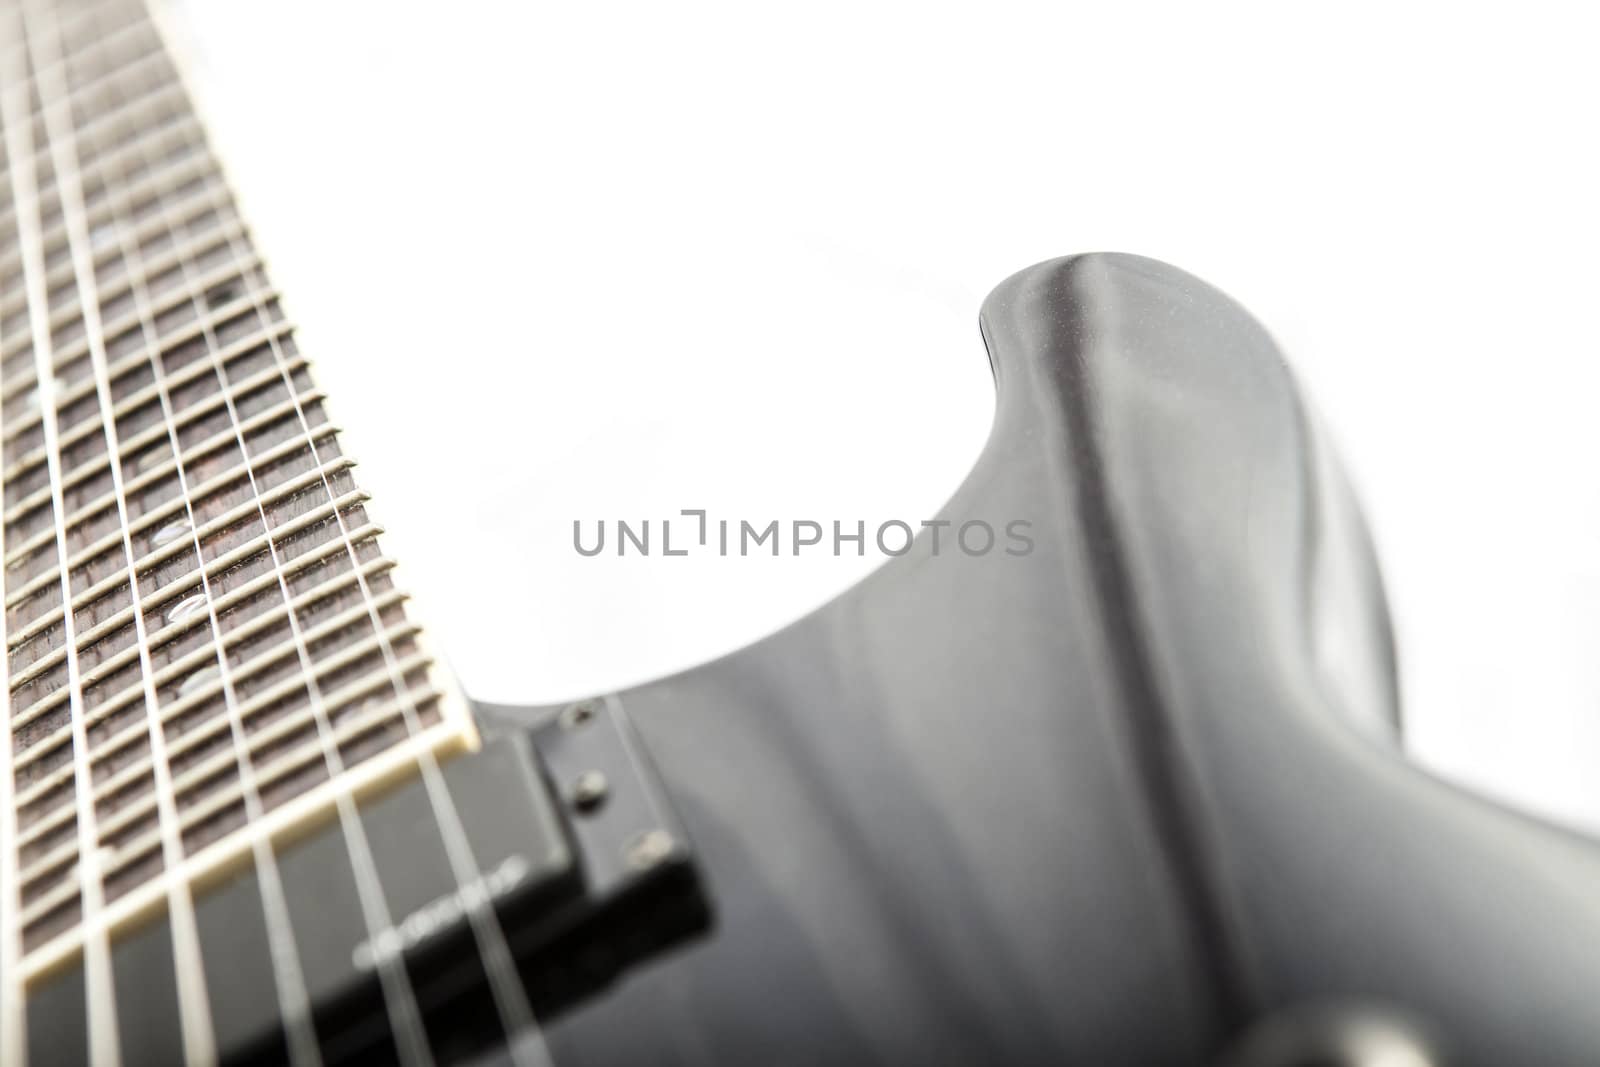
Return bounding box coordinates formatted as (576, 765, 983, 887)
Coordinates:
(526, 254, 1600, 1066)
(35, 254, 1600, 1065)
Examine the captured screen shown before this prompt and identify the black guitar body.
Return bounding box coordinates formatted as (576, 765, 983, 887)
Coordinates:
(28, 254, 1600, 1067)
(499, 254, 1600, 1067)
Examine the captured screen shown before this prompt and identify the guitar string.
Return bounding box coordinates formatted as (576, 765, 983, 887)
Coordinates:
(198, 254, 556, 1066)
(168, 76, 558, 1067)
(145, 8, 558, 1064)
(130, 12, 454, 1062)
(0, 426, 28, 1056)
(7, 3, 555, 1062)
(129, 10, 438, 1064)
(0, 0, 419, 1062)
(0, 31, 42, 1067)
(64, 5, 325, 1064)
(0, 10, 123, 1065)
(0, 4, 44, 1038)
(26, 3, 218, 1061)
(0, 45, 32, 1066)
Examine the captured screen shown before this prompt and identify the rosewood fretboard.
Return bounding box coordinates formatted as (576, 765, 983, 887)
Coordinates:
(0, 0, 474, 1004)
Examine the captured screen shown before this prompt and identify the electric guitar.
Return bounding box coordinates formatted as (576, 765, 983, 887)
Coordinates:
(3, 2, 1599, 1065)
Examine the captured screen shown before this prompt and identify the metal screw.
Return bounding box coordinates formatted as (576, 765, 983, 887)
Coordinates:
(560, 700, 597, 730)
(569, 770, 609, 814)
(625, 829, 676, 872)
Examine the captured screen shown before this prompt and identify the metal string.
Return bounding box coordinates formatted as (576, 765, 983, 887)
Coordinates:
(141, 139, 561, 1067)
(26, 2, 219, 1061)
(0, 32, 34, 1063)
(63, 4, 325, 1063)
(2, 1, 561, 1061)
(168, 73, 562, 1067)
(131, 7, 437, 1062)
(0, 8, 122, 1063)
(138, 1, 562, 1058)
(158, 25, 559, 1067)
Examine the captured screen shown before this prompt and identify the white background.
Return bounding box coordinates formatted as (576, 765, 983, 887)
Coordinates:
(166, 2, 1599, 834)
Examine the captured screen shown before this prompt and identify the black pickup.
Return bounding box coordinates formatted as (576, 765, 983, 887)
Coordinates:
(24, 698, 709, 1066)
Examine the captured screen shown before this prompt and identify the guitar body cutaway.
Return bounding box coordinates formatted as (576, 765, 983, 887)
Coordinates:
(512, 254, 1600, 1067)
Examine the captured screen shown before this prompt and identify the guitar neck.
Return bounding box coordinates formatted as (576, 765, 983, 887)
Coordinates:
(0, 0, 473, 1004)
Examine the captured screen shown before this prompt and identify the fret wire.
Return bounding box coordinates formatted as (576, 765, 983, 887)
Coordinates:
(6, 344, 303, 510)
(29, 3, 218, 1059)
(129, 563, 401, 713)
(17, 641, 434, 898)
(8, 452, 354, 662)
(0, 75, 193, 264)
(7, 463, 366, 746)
(3, 209, 245, 368)
(0, 141, 217, 330)
(7, 447, 352, 616)
(2, 243, 265, 389)
(21, 650, 437, 900)
(122, 77, 546, 1052)
(0, 80, 30, 1067)
(2, 147, 214, 301)
(9, 515, 385, 710)
(175, 115, 552, 1067)
(6, 507, 389, 978)
(8, 10, 486, 1063)
(0, 9, 123, 1061)
(6, 279, 283, 483)
(71, 79, 187, 165)
(4, 314, 295, 510)
(14, 212, 247, 360)
(8, 487, 374, 752)
(0, 526, 26, 1057)
(124, 74, 439, 1062)
(38, 22, 164, 122)
(4, 406, 331, 607)
(9, 533, 389, 771)
(4, 342, 308, 539)
(1, 1, 145, 93)
(20, 716, 465, 987)
(4, 387, 325, 586)
(8, 449, 356, 633)
(147, 634, 428, 799)
(0, 41, 175, 224)
(14, 586, 411, 849)
(3, 273, 276, 432)
(11, 553, 402, 816)
(0, 412, 26, 1055)
(180, 77, 548, 1067)
(4, 71, 190, 206)
(0, 137, 216, 301)
(19, 684, 446, 934)
(74, 559, 397, 735)
(15, 583, 407, 847)
(61, 7, 326, 1057)
(143, 686, 440, 860)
